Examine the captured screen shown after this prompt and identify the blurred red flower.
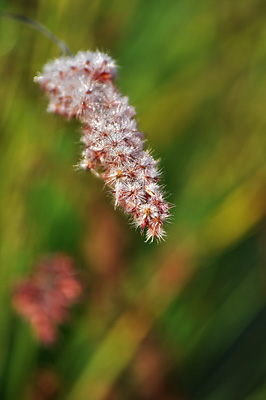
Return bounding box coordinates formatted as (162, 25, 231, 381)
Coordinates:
(13, 253, 82, 344)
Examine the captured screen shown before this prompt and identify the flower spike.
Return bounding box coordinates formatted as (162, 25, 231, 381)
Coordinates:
(35, 50, 170, 241)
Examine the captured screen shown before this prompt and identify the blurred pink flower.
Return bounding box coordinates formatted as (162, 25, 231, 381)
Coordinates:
(13, 253, 81, 344)
(35, 51, 170, 242)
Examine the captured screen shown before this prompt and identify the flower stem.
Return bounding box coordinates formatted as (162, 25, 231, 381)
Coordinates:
(0, 11, 72, 56)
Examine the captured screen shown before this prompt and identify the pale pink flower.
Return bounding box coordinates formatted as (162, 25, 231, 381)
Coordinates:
(35, 51, 170, 241)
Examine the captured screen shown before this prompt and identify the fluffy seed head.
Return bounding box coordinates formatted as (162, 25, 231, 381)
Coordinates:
(35, 50, 170, 242)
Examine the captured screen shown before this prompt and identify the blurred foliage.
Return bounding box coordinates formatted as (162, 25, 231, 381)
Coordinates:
(0, 0, 266, 399)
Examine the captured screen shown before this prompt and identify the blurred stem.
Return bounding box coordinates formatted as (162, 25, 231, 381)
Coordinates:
(3, 317, 37, 400)
(0, 11, 72, 56)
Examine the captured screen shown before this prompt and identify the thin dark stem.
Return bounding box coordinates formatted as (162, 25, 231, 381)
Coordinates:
(0, 11, 73, 56)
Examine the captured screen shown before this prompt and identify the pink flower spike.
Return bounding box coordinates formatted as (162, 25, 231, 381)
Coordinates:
(35, 50, 171, 241)
(13, 253, 81, 345)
